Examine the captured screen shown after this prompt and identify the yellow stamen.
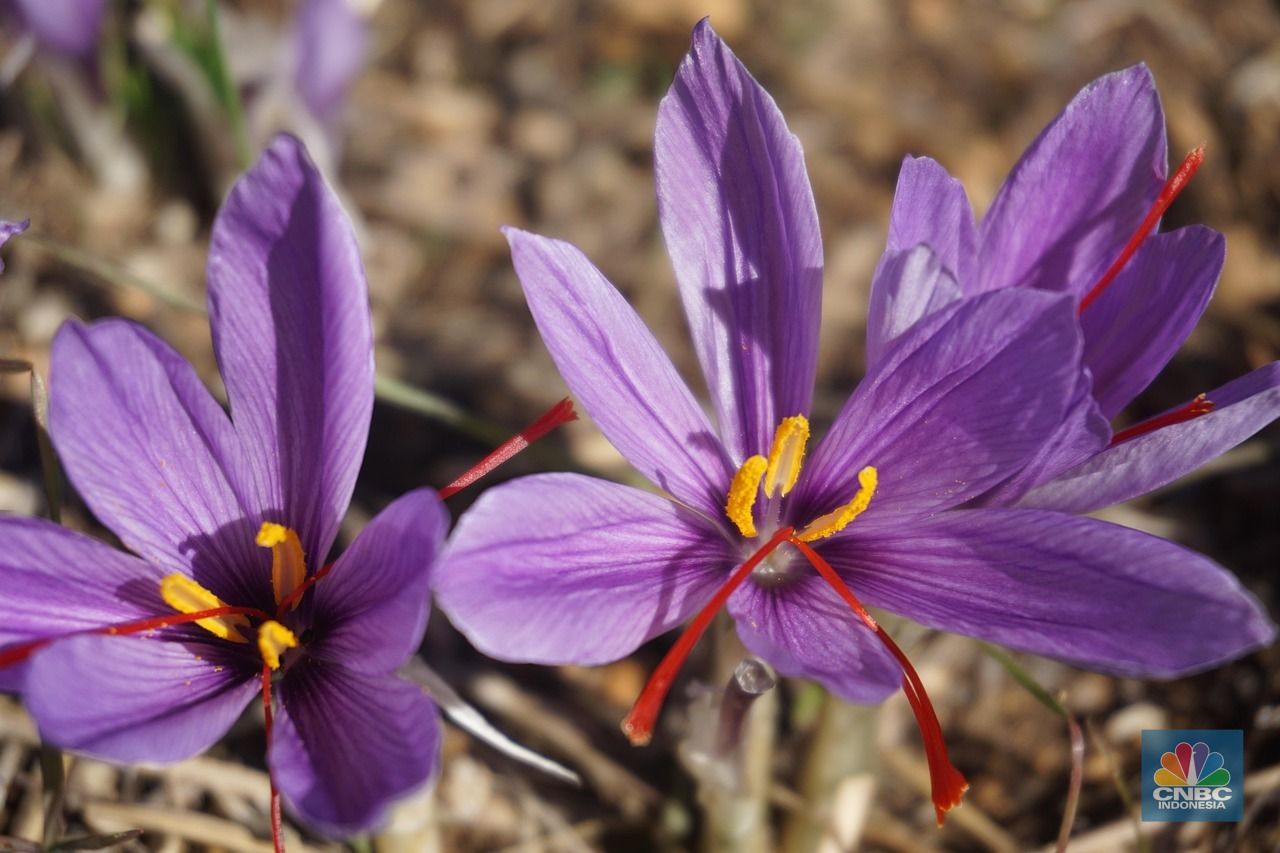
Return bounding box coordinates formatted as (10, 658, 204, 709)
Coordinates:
(763, 415, 810, 498)
(159, 574, 250, 643)
(256, 522, 307, 610)
(257, 620, 298, 671)
(725, 455, 768, 538)
(796, 466, 879, 543)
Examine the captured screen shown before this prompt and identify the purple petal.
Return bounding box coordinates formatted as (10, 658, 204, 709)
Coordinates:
(504, 228, 734, 517)
(23, 634, 258, 762)
(1018, 362, 1280, 513)
(864, 244, 963, 370)
(828, 509, 1276, 676)
(792, 288, 1081, 526)
(0, 518, 163, 647)
(886, 156, 977, 286)
(0, 218, 28, 272)
(308, 488, 447, 674)
(978, 65, 1167, 297)
(1080, 226, 1222, 418)
(976, 368, 1111, 505)
(0, 517, 164, 692)
(435, 473, 734, 666)
(49, 319, 268, 606)
(726, 572, 901, 704)
(654, 19, 823, 463)
(208, 134, 373, 563)
(11, 0, 105, 58)
(293, 0, 367, 124)
(272, 663, 439, 835)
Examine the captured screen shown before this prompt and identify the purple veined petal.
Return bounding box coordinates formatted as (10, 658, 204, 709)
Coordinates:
(864, 244, 963, 370)
(271, 662, 439, 835)
(976, 367, 1111, 506)
(10, 0, 105, 58)
(978, 65, 1167, 297)
(435, 473, 735, 666)
(23, 634, 259, 763)
(886, 156, 978, 287)
(0, 517, 165, 692)
(655, 19, 823, 464)
(726, 571, 901, 704)
(1018, 362, 1280, 514)
(49, 318, 269, 607)
(0, 218, 28, 272)
(293, 0, 367, 124)
(1079, 226, 1222, 419)
(792, 288, 1081, 527)
(308, 488, 447, 674)
(504, 228, 734, 518)
(826, 509, 1276, 677)
(208, 134, 373, 564)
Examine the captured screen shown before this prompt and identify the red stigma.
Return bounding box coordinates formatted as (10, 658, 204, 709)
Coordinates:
(1078, 146, 1205, 314)
(261, 664, 285, 853)
(621, 526, 795, 746)
(0, 605, 272, 670)
(438, 397, 577, 500)
(275, 561, 335, 617)
(789, 538, 968, 826)
(1109, 392, 1214, 446)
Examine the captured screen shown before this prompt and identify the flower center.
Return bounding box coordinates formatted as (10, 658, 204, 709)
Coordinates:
(157, 521, 313, 673)
(724, 414, 879, 548)
(625, 415, 966, 824)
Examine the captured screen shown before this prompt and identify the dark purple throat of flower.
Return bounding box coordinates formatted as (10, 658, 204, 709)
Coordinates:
(622, 415, 969, 826)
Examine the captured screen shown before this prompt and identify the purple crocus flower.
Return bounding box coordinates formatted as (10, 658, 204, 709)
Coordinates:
(0, 218, 28, 272)
(0, 135, 444, 837)
(3, 0, 105, 60)
(870, 64, 1280, 509)
(435, 22, 1275, 823)
(292, 0, 367, 129)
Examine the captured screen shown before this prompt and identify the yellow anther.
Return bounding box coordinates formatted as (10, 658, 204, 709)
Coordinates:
(256, 522, 307, 610)
(257, 620, 298, 671)
(763, 415, 810, 498)
(725, 454, 768, 538)
(159, 574, 250, 643)
(796, 466, 879, 543)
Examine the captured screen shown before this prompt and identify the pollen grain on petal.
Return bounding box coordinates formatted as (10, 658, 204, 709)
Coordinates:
(159, 574, 250, 642)
(725, 454, 768, 538)
(796, 465, 878, 543)
(257, 620, 299, 671)
(257, 522, 307, 610)
(763, 415, 810, 498)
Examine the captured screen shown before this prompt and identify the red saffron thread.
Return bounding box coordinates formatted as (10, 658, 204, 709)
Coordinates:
(438, 398, 577, 500)
(262, 664, 285, 853)
(621, 526, 795, 746)
(1078, 146, 1205, 314)
(789, 537, 969, 826)
(0, 605, 271, 670)
(275, 561, 335, 617)
(1108, 392, 1214, 446)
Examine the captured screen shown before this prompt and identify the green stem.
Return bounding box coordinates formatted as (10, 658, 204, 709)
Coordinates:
(203, 0, 251, 170)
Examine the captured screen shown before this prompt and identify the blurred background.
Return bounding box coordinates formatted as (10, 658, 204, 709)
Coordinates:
(1, 0, 1278, 850)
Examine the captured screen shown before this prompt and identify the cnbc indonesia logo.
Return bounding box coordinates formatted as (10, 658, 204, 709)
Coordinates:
(1152, 741, 1232, 810)
(1142, 730, 1243, 822)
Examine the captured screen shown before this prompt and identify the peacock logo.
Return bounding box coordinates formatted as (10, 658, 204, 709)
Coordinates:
(1153, 741, 1231, 787)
